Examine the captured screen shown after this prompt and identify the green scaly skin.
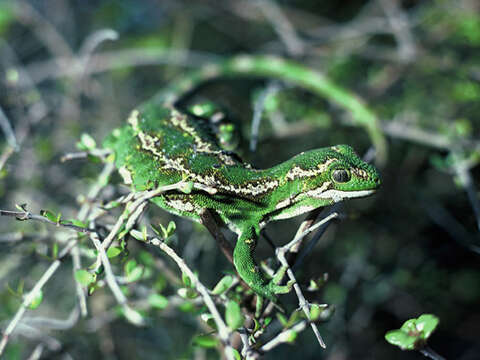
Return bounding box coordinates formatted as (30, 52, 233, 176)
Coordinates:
(103, 55, 381, 303)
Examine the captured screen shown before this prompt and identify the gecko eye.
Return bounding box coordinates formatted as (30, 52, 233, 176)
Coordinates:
(332, 169, 350, 183)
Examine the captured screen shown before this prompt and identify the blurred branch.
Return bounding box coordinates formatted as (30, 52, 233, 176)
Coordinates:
(382, 118, 480, 152)
(12, 1, 73, 59)
(0, 40, 48, 170)
(0, 239, 78, 356)
(378, 0, 417, 62)
(0, 106, 18, 150)
(450, 151, 480, 233)
(251, 0, 305, 56)
(24, 49, 222, 86)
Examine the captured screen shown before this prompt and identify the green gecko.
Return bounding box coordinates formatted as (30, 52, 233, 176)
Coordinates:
(103, 56, 381, 303)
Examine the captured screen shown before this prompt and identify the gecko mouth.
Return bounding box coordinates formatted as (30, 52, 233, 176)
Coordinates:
(317, 189, 377, 203)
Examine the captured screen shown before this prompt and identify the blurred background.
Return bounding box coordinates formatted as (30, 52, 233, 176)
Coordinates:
(0, 0, 479, 359)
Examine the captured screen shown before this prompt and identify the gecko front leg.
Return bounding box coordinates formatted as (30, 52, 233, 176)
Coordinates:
(233, 225, 293, 304)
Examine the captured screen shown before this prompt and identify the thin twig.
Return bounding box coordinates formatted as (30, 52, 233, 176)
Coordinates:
(260, 320, 307, 352)
(252, 0, 305, 56)
(0, 106, 18, 150)
(0, 209, 91, 233)
(0, 239, 78, 356)
(378, 0, 416, 62)
(24, 49, 222, 85)
(276, 212, 340, 349)
(144, 236, 236, 359)
(250, 81, 281, 152)
(450, 151, 480, 233)
(89, 233, 145, 326)
(419, 345, 447, 360)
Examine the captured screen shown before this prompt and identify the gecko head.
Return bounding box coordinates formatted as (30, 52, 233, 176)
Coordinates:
(287, 144, 381, 205)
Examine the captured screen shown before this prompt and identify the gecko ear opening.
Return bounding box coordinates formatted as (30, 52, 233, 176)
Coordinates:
(332, 169, 350, 183)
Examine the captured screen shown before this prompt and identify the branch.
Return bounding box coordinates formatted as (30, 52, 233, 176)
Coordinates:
(275, 211, 340, 349)
(0, 209, 91, 234)
(0, 239, 78, 356)
(144, 236, 236, 359)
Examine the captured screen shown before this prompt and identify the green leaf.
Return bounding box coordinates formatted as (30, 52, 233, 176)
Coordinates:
(70, 219, 86, 228)
(40, 209, 57, 223)
(277, 313, 288, 327)
(201, 313, 217, 330)
(77, 133, 97, 150)
(15, 203, 27, 212)
(225, 300, 244, 330)
(226, 348, 242, 360)
(416, 314, 439, 340)
(211, 275, 233, 295)
(129, 229, 144, 241)
(178, 288, 198, 299)
(148, 293, 169, 309)
(107, 246, 122, 258)
(192, 335, 219, 348)
(124, 260, 137, 274)
(286, 330, 298, 343)
(385, 329, 417, 350)
(182, 272, 192, 288)
(52, 243, 59, 259)
(166, 221, 176, 237)
(126, 265, 144, 283)
(75, 269, 96, 286)
(27, 290, 43, 310)
(385, 314, 440, 351)
(122, 307, 145, 326)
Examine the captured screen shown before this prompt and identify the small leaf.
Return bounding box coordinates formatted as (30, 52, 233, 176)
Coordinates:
(264, 317, 273, 327)
(75, 269, 96, 286)
(277, 313, 288, 327)
(125, 261, 144, 283)
(124, 260, 137, 275)
(148, 293, 169, 309)
(166, 221, 176, 237)
(201, 313, 217, 330)
(178, 301, 196, 313)
(182, 272, 192, 288)
(385, 314, 440, 351)
(40, 209, 57, 223)
(56, 212, 62, 223)
(211, 275, 233, 295)
(52, 243, 59, 259)
(107, 246, 122, 258)
(26, 290, 43, 310)
(225, 300, 244, 330)
(417, 314, 439, 339)
(129, 229, 144, 241)
(123, 307, 145, 326)
(385, 330, 417, 350)
(15, 203, 27, 212)
(77, 133, 97, 150)
(286, 330, 298, 343)
(192, 335, 219, 348)
(178, 288, 198, 299)
(226, 348, 242, 360)
(70, 219, 86, 228)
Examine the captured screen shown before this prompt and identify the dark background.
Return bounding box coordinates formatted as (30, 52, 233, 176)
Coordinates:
(0, 0, 479, 359)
